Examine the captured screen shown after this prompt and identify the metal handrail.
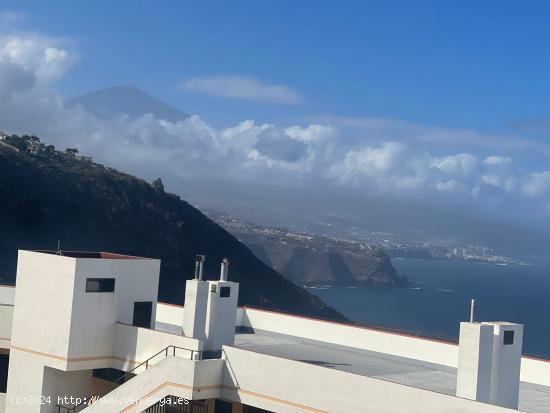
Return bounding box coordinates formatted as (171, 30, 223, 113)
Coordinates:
(56, 345, 201, 412)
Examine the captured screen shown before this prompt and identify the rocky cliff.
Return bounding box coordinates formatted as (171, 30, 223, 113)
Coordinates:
(207, 211, 409, 287)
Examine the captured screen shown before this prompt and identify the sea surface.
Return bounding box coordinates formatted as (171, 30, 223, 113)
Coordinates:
(307, 257, 550, 358)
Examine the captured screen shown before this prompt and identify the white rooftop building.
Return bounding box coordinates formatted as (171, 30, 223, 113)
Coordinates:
(0, 250, 548, 412)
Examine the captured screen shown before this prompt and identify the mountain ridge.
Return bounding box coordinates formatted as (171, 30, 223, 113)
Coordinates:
(68, 85, 189, 122)
(0, 134, 344, 321)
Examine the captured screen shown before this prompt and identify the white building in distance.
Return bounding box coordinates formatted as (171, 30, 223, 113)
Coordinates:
(0, 250, 548, 413)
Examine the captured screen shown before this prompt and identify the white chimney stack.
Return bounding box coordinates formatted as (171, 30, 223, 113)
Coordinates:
(456, 321, 523, 410)
(184, 255, 240, 355)
(182, 254, 208, 344)
(203, 258, 239, 353)
(220, 258, 229, 281)
(194, 254, 205, 280)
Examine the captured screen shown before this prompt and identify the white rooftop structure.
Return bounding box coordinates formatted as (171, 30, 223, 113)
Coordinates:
(0, 250, 548, 412)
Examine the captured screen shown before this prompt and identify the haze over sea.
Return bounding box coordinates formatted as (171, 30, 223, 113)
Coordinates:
(308, 257, 550, 359)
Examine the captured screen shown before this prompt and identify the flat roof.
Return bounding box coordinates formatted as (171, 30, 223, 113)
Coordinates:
(234, 330, 550, 413)
(33, 250, 149, 260)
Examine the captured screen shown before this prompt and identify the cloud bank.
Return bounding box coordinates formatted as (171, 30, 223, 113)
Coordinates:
(181, 75, 303, 104)
(2, 28, 550, 222)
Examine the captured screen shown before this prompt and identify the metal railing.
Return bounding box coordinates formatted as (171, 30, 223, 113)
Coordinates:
(56, 345, 201, 413)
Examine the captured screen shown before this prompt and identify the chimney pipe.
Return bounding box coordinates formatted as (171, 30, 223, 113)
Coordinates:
(195, 255, 205, 280)
(220, 258, 229, 281)
(470, 298, 475, 323)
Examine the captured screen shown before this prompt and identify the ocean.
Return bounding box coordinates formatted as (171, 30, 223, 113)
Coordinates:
(307, 257, 550, 358)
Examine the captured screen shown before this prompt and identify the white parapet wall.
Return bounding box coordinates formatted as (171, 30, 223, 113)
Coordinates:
(112, 322, 203, 372)
(0, 305, 13, 350)
(155, 302, 185, 335)
(521, 357, 550, 386)
(238, 307, 550, 388)
(0, 286, 15, 306)
(238, 307, 458, 367)
(221, 346, 516, 413)
(156, 302, 185, 327)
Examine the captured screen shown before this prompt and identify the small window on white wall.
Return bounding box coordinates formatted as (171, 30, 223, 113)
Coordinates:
(503, 330, 514, 345)
(86, 278, 115, 292)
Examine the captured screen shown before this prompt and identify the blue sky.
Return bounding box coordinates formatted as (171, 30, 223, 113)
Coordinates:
(2, 1, 550, 247)
(6, 0, 550, 132)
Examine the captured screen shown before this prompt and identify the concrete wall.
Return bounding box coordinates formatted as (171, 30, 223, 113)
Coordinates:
(182, 280, 208, 341)
(0, 306, 13, 350)
(204, 281, 238, 351)
(9, 251, 162, 365)
(5, 350, 50, 413)
(41, 368, 93, 413)
(221, 346, 516, 413)
(488, 323, 523, 409)
(7, 351, 93, 413)
(239, 307, 550, 388)
(456, 322, 494, 403)
(10, 251, 76, 360)
(113, 323, 203, 372)
(68, 257, 160, 359)
(0, 286, 15, 306)
(83, 357, 224, 413)
(521, 357, 550, 387)
(6, 251, 162, 413)
(156, 302, 184, 327)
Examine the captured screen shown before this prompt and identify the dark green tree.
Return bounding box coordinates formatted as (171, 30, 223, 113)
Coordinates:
(65, 148, 79, 157)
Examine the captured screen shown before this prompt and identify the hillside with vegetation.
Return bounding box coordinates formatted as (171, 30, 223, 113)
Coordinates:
(0, 134, 344, 320)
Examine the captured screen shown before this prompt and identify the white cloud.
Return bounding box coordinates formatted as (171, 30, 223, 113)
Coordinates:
(431, 153, 479, 177)
(336, 142, 405, 177)
(523, 172, 550, 197)
(253, 127, 309, 163)
(436, 180, 466, 193)
(0, 33, 75, 84)
(483, 155, 511, 166)
(180, 75, 303, 104)
(481, 156, 517, 192)
(2, 29, 550, 217)
(312, 115, 550, 160)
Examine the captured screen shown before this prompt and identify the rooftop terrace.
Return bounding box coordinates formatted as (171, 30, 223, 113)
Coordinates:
(234, 329, 550, 413)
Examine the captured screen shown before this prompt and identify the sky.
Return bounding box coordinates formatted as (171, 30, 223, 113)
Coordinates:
(2, 2, 550, 251)
(5, 1, 550, 130)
